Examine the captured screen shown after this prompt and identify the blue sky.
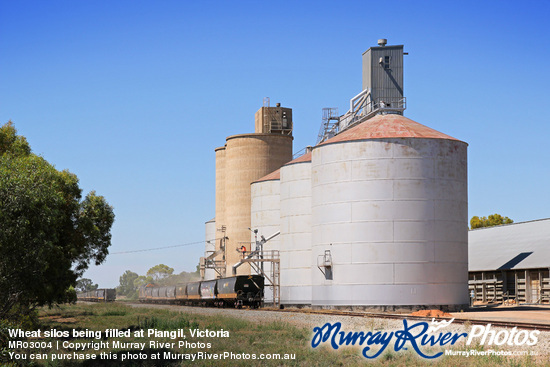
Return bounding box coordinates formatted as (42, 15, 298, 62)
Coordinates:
(1, 0, 549, 287)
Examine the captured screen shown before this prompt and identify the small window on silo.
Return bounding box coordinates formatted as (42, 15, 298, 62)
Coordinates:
(384, 56, 390, 69)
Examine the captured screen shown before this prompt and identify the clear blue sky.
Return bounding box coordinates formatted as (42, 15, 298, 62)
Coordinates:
(1, 0, 549, 288)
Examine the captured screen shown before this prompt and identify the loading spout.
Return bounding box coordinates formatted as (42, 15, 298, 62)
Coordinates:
(260, 231, 280, 244)
(232, 230, 280, 275)
(205, 248, 223, 261)
(232, 250, 261, 275)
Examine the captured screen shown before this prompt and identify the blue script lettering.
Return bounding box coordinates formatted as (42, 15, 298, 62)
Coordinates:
(360, 330, 394, 359)
(394, 320, 467, 359)
(422, 329, 466, 346)
(394, 320, 440, 359)
(311, 319, 467, 360)
(311, 322, 394, 359)
(311, 322, 342, 349)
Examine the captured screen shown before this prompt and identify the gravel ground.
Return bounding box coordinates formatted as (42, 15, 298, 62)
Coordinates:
(128, 303, 550, 359)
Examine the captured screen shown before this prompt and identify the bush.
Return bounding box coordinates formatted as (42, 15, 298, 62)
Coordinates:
(0, 319, 21, 365)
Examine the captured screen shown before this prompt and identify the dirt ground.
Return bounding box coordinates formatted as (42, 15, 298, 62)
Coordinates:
(451, 304, 550, 325)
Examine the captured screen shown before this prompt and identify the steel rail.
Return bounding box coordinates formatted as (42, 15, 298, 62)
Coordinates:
(262, 307, 550, 332)
(122, 301, 550, 332)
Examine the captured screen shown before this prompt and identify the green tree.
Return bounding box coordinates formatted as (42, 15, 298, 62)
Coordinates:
(470, 213, 513, 229)
(75, 278, 98, 293)
(0, 121, 115, 319)
(0, 121, 30, 156)
(146, 264, 174, 281)
(159, 270, 200, 286)
(118, 270, 139, 297)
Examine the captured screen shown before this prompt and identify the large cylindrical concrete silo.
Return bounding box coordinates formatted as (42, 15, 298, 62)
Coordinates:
(225, 133, 292, 275)
(280, 152, 312, 306)
(250, 169, 281, 303)
(311, 114, 468, 310)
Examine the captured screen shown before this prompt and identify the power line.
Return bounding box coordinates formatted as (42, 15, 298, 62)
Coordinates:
(110, 239, 217, 255)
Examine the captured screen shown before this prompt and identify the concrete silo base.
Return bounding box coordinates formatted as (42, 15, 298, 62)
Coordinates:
(311, 304, 469, 313)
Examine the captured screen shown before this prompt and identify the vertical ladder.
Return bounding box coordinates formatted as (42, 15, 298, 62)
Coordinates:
(263, 97, 271, 133)
(271, 251, 280, 308)
(242, 250, 280, 308)
(316, 107, 339, 144)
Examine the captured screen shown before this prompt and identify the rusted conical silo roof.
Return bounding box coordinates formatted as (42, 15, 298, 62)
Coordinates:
(319, 114, 464, 145)
(254, 151, 312, 183)
(283, 151, 312, 166)
(252, 168, 281, 183)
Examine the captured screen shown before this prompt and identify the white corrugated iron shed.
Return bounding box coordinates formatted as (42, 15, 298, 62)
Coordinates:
(469, 218, 550, 272)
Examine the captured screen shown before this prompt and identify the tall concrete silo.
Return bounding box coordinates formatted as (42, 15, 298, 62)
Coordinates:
(280, 151, 312, 306)
(250, 169, 282, 303)
(225, 133, 292, 275)
(311, 114, 468, 310)
(211, 103, 293, 277)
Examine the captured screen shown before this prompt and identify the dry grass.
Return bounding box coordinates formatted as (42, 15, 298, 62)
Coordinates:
(2, 303, 543, 366)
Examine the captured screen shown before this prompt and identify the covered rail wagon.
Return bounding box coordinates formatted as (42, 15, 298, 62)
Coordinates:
(176, 284, 187, 303)
(187, 282, 201, 301)
(151, 287, 160, 301)
(106, 289, 116, 301)
(200, 280, 217, 306)
(77, 288, 116, 302)
(139, 284, 158, 303)
(145, 286, 154, 302)
(217, 275, 264, 308)
(137, 276, 265, 308)
(158, 286, 176, 303)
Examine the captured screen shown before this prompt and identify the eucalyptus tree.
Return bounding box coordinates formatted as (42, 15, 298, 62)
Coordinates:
(0, 121, 115, 319)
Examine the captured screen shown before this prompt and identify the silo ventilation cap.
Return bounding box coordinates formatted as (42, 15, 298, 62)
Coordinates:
(378, 39, 387, 47)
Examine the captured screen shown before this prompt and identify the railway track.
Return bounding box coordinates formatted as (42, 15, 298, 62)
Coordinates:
(123, 301, 550, 332)
(265, 307, 550, 332)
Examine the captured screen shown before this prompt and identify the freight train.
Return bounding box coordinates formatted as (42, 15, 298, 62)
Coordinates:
(77, 288, 117, 302)
(138, 275, 264, 309)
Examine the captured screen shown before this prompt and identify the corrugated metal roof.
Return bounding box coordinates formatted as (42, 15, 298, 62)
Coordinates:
(253, 152, 311, 184)
(252, 168, 281, 183)
(468, 218, 550, 271)
(319, 114, 463, 145)
(283, 151, 312, 166)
